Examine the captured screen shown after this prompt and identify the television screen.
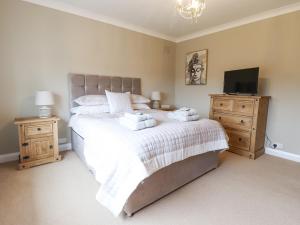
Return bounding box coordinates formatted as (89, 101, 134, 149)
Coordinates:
(223, 67, 259, 94)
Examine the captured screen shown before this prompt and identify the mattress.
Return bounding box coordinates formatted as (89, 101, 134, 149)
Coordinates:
(69, 109, 228, 216)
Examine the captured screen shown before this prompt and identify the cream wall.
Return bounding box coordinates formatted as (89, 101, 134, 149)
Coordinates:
(1, 0, 299, 156)
(175, 11, 300, 155)
(0, 0, 176, 154)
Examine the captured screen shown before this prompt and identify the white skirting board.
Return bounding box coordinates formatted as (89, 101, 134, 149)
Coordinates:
(59, 143, 72, 151)
(0, 143, 72, 164)
(0, 152, 20, 164)
(265, 147, 300, 163)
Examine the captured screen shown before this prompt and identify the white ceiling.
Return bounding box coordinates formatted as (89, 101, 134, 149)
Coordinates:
(24, 0, 300, 42)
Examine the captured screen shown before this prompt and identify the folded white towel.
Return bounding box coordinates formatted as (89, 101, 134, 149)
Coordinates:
(144, 119, 157, 128)
(168, 112, 200, 122)
(173, 110, 197, 117)
(119, 117, 157, 131)
(178, 107, 195, 111)
(174, 107, 198, 116)
(124, 112, 153, 122)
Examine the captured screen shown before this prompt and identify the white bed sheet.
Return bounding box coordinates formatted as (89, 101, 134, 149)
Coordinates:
(69, 109, 228, 216)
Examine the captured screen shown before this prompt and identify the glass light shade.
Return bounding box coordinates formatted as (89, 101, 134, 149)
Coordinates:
(151, 91, 161, 101)
(35, 91, 54, 106)
(176, 0, 206, 22)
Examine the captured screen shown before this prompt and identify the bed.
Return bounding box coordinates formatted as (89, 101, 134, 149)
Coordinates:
(68, 74, 228, 216)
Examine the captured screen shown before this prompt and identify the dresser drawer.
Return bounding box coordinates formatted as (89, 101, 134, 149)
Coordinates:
(214, 113, 253, 130)
(213, 98, 234, 112)
(25, 123, 53, 137)
(226, 129, 251, 151)
(233, 100, 254, 115)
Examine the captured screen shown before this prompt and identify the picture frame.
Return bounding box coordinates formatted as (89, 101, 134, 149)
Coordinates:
(185, 49, 208, 85)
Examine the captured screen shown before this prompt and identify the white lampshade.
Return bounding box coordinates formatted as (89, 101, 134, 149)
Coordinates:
(35, 91, 54, 106)
(151, 91, 161, 101)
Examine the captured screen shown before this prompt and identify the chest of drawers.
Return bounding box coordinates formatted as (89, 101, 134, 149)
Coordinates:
(209, 94, 270, 159)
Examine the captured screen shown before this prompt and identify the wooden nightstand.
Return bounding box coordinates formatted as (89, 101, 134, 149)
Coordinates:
(14, 117, 62, 169)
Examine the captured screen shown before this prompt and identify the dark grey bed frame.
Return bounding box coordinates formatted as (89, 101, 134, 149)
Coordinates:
(68, 74, 220, 216)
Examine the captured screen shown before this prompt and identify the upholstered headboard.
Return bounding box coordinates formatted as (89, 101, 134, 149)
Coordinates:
(68, 74, 141, 108)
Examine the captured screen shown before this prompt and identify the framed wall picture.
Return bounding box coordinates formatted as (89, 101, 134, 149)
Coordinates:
(185, 49, 208, 85)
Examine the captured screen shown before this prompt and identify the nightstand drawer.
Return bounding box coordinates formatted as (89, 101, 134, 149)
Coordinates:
(25, 123, 53, 137)
(213, 113, 253, 131)
(226, 129, 251, 151)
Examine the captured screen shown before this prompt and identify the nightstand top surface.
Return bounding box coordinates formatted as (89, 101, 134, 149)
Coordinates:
(159, 108, 176, 111)
(14, 116, 60, 124)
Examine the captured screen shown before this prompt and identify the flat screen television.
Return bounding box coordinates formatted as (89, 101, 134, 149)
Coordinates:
(223, 67, 259, 94)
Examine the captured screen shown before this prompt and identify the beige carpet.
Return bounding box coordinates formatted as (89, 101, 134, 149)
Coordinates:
(0, 151, 300, 225)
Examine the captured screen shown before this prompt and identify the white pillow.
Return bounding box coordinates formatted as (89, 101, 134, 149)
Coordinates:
(105, 90, 133, 114)
(71, 105, 110, 115)
(129, 94, 151, 104)
(132, 104, 151, 110)
(74, 95, 108, 106)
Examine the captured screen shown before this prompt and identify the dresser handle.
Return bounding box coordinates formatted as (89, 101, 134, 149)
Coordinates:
(22, 143, 29, 147)
(23, 156, 30, 160)
(37, 128, 42, 131)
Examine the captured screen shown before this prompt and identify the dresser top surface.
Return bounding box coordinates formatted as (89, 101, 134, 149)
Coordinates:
(209, 94, 271, 99)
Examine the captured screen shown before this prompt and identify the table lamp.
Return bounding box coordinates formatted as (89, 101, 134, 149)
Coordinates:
(35, 91, 54, 118)
(151, 91, 161, 109)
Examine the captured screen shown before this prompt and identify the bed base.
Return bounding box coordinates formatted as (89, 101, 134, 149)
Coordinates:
(71, 129, 220, 216)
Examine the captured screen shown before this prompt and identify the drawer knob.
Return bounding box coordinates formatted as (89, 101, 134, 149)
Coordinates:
(49, 145, 53, 149)
(220, 103, 223, 106)
(238, 138, 242, 142)
(37, 128, 42, 131)
(242, 105, 246, 108)
(240, 120, 244, 123)
(219, 117, 222, 120)
(22, 143, 29, 147)
(23, 156, 30, 160)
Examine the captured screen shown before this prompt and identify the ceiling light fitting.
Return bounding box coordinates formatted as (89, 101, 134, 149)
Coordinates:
(176, 0, 206, 22)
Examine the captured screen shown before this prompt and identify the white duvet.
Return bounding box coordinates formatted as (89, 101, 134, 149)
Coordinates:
(69, 109, 228, 216)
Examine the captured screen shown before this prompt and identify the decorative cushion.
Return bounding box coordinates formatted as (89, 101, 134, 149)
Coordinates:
(105, 90, 133, 114)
